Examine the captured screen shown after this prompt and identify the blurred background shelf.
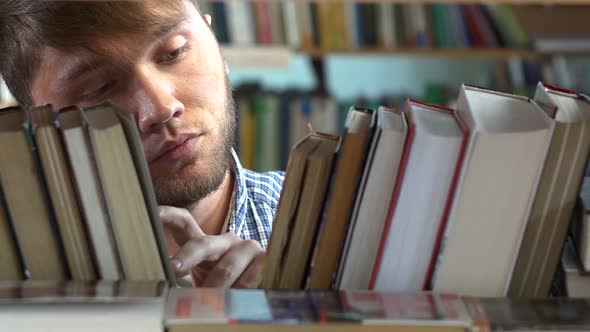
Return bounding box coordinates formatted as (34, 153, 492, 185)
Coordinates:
(221, 46, 544, 69)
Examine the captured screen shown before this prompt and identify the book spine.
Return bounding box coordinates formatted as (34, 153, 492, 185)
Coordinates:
(26, 115, 71, 279)
(0, 177, 26, 279)
(111, 107, 173, 284)
(422, 113, 470, 290)
(369, 114, 416, 289)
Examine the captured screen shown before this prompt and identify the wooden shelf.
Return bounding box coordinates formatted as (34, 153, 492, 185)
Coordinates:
(221, 46, 292, 68)
(220, 45, 590, 68)
(300, 47, 539, 59)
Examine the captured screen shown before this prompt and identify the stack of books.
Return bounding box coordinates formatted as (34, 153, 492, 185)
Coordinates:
(262, 82, 590, 298)
(0, 103, 172, 282)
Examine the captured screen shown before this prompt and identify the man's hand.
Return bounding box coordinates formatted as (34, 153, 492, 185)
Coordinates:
(159, 206, 265, 288)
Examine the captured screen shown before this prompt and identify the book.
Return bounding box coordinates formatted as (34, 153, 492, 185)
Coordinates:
(0, 177, 22, 280)
(378, 3, 396, 49)
(226, 0, 255, 45)
(82, 103, 166, 281)
(269, 2, 285, 45)
(109, 104, 176, 285)
(432, 85, 554, 297)
(253, 94, 281, 172)
(29, 105, 96, 281)
(509, 83, 590, 298)
(261, 132, 331, 289)
(278, 133, 339, 289)
(57, 107, 122, 280)
(305, 107, 375, 290)
(370, 100, 468, 292)
(0, 106, 66, 280)
(336, 107, 408, 290)
(211, 2, 230, 44)
(282, 0, 301, 48)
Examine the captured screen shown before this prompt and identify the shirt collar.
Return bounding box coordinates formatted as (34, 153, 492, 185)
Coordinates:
(225, 148, 248, 236)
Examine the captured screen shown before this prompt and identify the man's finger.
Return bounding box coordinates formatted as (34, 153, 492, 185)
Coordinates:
(173, 232, 240, 276)
(159, 206, 205, 246)
(201, 240, 264, 288)
(233, 252, 265, 289)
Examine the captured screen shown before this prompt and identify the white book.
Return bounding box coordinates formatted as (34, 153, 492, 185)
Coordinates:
(372, 101, 467, 292)
(378, 3, 395, 49)
(58, 109, 122, 280)
(432, 85, 554, 297)
(408, 4, 428, 47)
(337, 107, 407, 290)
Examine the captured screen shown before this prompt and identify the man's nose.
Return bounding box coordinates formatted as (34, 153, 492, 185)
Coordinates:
(127, 67, 185, 133)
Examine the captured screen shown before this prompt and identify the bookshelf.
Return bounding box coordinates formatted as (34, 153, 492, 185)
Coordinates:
(208, 2, 590, 57)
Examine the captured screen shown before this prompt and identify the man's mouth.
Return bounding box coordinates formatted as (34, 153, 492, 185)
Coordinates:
(149, 133, 203, 163)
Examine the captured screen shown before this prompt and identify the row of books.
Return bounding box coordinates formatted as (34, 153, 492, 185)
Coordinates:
(199, 1, 529, 50)
(261, 82, 590, 298)
(3, 281, 590, 332)
(233, 51, 582, 173)
(0, 104, 172, 282)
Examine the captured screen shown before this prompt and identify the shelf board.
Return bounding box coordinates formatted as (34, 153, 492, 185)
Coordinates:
(300, 47, 539, 59)
(221, 46, 292, 68)
(220, 46, 590, 68)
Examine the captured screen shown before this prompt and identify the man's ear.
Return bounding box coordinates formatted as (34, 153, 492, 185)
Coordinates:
(204, 14, 212, 26)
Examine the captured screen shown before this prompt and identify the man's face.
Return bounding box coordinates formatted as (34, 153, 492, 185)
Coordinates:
(30, 3, 235, 207)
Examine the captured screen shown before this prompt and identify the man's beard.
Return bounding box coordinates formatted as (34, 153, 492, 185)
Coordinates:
(153, 78, 237, 208)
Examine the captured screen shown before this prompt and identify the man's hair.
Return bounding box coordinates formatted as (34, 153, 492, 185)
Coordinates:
(0, 0, 198, 106)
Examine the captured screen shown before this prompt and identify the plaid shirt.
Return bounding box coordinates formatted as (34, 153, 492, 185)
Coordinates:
(225, 150, 284, 249)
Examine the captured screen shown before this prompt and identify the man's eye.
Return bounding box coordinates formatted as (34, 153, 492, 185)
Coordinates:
(158, 44, 190, 64)
(168, 48, 182, 60)
(81, 80, 116, 101)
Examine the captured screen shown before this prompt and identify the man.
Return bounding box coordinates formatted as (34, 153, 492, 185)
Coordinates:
(0, 1, 284, 288)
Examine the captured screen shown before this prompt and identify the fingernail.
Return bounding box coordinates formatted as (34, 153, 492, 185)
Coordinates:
(171, 258, 183, 270)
